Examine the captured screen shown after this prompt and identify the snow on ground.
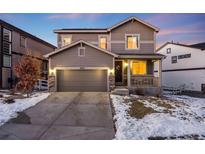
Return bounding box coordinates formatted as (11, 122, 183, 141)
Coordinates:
(111, 94, 205, 140)
(0, 92, 50, 126)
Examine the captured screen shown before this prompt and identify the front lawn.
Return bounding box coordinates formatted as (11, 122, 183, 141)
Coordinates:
(111, 93, 205, 140)
(0, 92, 50, 126)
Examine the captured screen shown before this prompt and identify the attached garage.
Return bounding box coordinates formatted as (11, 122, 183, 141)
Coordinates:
(46, 40, 117, 92)
(57, 69, 108, 92)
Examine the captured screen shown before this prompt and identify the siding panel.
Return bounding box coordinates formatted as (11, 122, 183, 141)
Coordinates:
(50, 44, 114, 69)
(111, 43, 154, 54)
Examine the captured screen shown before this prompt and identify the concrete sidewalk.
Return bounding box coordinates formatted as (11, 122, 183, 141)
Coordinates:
(0, 92, 115, 140)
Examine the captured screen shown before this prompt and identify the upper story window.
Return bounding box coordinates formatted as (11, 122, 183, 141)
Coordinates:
(3, 55, 11, 67)
(3, 28, 12, 42)
(3, 41, 11, 54)
(99, 35, 107, 49)
(125, 34, 140, 50)
(78, 47, 85, 57)
(20, 35, 26, 48)
(61, 35, 72, 47)
(178, 54, 191, 59)
(167, 48, 171, 54)
(171, 56, 177, 64)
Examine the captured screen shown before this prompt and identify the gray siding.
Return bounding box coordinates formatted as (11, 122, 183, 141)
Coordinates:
(110, 20, 155, 54)
(111, 43, 154, 54)
(147, 60, 154, 75)
(12, 31, 54, 58)
(2, 67, 11, 88)
(57, 33, 109, 48)
(111, 21, 154, 41)
(50, 43, 114, 69)
(57, 19, 155, 54)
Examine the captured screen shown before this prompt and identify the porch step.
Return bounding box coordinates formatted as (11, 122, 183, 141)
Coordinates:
(111, 88, 129, 96)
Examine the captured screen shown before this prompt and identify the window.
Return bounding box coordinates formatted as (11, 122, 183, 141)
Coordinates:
(20, 36, 26, 48)
(171, 56, 177, 63)
(167, 48, 171, 54)
(99, 36, 107, 49)
(3, 55, 11, 67)
(3, 28, 11, 42)
(3, 41, 11, 54)
(126, 34, 139, 49)
(178, 54, 191, 59)
(78, 47, 85, 57)
(132, 60, 147, 75)
(61, 35, 72, 46)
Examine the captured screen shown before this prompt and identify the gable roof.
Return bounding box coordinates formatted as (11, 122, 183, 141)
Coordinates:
(156, 42, 205, 52)
(0, 19, 56, 49)
(44, 40, 118, 58)
(54, 16, 159, 33)
(107, 16, 159, 32)
(189, 42, 205, 50)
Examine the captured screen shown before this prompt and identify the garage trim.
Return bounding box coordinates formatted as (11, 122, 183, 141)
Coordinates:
(54, 67, 110, 92)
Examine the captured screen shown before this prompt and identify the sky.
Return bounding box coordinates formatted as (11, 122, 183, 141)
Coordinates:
(0, 13, 205, 48)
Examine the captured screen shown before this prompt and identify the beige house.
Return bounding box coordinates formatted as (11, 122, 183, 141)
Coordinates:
(0, 19, 56, 89)
(46, 17, 164, 95)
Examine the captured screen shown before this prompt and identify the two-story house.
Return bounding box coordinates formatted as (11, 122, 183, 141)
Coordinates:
(155, 41, 205, 93)
(0, 19, 56, 89)
(45, 17, 164, 95)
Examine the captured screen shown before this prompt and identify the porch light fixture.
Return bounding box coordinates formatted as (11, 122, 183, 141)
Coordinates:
(108, 68, 114, 75)
(124, 62, 128, 67)
(49, 69, 55, 76)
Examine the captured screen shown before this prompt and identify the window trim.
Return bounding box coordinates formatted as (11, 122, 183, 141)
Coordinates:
(171, 56, 177, 64)
(167, 48, 171, 54)
(125, 34, 140, 50)
(61, 34, 72, 47)
(3, 41, 12, 54)
(98, 35, 108, 49)
(78, 47, 85, 57)
(20, 35, 27, 48)
(3, 54, 12, 68)
(3, 28, 12, 43)
(178, 53, 191, 59)
(131, 60, 147, 75)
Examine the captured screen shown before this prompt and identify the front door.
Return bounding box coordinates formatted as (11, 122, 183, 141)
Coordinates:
(115, 61, 123, 85)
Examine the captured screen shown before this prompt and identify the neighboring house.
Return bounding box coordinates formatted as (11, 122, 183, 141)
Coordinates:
(155, 42, 205, 93)
(0, 19, 56, 89)
(45, 17, 164, 95)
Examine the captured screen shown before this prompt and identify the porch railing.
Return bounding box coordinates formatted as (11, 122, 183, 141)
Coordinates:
(131, 75, 159, 87)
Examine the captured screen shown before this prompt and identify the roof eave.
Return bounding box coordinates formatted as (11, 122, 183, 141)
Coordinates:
(45, 40, 118, 58)
(53, 29, 108, 33)
(107, 16, 160, 32)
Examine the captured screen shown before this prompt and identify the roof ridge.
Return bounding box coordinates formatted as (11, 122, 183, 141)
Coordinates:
(54, 16, 159, 33)
(0, 19, 56, 49)
(157, 41, 204, 52)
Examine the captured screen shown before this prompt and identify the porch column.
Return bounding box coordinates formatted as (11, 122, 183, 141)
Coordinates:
(158, 59, 162, 87)
(127, 59, 131, 87)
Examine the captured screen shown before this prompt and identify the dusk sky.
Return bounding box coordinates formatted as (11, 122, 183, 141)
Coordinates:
(0, 13, 205, 48)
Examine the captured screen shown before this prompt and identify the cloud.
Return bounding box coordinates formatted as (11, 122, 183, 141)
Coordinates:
(48, 13, 101, 20)
(146, 14, 178, 24)
(158, 22, 205, 36)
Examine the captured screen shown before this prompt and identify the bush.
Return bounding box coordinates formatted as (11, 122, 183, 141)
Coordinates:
(14, 52, 41, 97)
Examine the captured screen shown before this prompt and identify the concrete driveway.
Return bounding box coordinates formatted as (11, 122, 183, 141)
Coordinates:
(0, 92, 115, 140)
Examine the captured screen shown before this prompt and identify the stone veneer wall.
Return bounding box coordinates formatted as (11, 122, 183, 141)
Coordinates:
(48, 75, 56, 92)
(109, 75, 115, 91)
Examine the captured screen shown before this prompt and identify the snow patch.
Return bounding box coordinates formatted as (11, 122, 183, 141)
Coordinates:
(0, 92, 50, 126)
(111, 94, 205, 140)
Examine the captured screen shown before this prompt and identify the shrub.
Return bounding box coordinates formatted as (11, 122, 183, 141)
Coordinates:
(14, 52, 41, 97)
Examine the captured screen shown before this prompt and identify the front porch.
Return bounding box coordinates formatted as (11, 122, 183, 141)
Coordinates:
(113, 55, 163, 95)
